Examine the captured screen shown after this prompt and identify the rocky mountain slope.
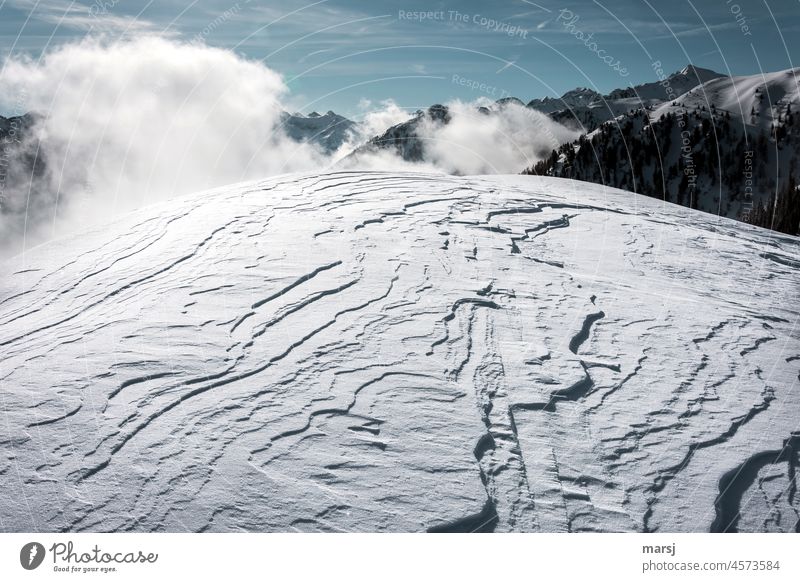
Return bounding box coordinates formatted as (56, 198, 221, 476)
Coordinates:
(281, 110, 357, 153)
(352, 65, 727, 165)
(530, 65, 726, 132)
(0, 113, 47, 248)
(348, 104, 450, 163)
(1, 171, 798, 533)
(529, 68, 800, 234)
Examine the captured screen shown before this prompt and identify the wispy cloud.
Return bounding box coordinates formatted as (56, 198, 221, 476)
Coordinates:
(496, 59, 517, 74)
(8, 0, 159, 33)
(520, 0, 552, 13)
(647, 19, 746, 40)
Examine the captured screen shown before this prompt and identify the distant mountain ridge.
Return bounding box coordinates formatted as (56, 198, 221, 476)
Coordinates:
(529, 65, 727, 132)
(352, 65, 729, 165)
(280, 110, 357, 153)
(528, 67, 800, 234)
(348, 104, 450, 163)
(348, 64, 798, 233)
(3, 65, 799, 235)
(0, 113, 47, 248)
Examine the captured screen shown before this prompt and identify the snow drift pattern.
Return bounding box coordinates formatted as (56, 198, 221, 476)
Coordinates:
(1, 172, 798, 532)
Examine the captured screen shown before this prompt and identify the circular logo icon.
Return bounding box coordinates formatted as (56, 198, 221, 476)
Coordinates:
(20, 542, 46, 570)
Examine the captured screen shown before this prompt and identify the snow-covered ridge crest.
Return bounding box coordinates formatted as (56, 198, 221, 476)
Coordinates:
(531, 67, 800, 231)
(527, 64, 727, 130)
(1, 172, 798, 532)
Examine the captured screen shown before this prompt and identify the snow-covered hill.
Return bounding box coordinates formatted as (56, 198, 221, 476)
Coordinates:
(1, 172, 798, 533)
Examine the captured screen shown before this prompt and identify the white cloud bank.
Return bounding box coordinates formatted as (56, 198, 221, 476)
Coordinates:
(420, 100, 578, 174)
(340, 99, 580, 175)
(0, 36, 329, 253)
(0, 37, 577, 255)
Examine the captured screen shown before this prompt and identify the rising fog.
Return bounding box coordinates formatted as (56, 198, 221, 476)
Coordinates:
(0, 37, 576, 256)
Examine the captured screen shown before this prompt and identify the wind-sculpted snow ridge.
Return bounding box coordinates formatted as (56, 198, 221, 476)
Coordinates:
(1, 171, 798, 533)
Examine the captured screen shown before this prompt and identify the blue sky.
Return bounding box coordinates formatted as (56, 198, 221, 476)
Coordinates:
(2, 0, 800, 117)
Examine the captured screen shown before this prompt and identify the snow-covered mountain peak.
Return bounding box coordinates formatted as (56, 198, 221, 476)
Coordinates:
(562, 87, 599, 99)
(495, 96, 526, 108)
(426, 103, 450, 122)
(280, 109, 357, 153)
(653, 66, 800, 128)
(526, 87, 602, 114)
(676, 64, 724, 84)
